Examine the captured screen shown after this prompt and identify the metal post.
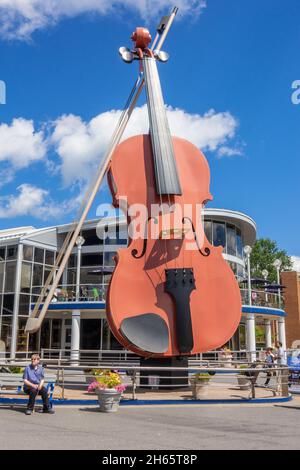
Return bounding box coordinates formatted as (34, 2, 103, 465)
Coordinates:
(75, 236, 84, 301)
(246, 253, 252, 307)
(10, 243, 23, 359)
(262, 269, 269, 305)
(277, 267, 282, 309)
(244, 246, 256, 362)
(132, 371, 136, 400)
(273, 259, 282, 309)
(278, 318, 287, 358)
(71, 311, 81, 365)
(265, 319, 272, 348)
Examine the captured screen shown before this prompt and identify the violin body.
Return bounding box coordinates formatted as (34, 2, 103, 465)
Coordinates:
(106, 134, 242, 357)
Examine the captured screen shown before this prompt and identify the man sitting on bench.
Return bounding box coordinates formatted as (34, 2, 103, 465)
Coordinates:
(23, 354, 54, 415)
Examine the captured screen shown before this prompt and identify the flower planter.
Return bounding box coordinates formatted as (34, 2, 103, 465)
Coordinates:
(237, 376, 250, 390)
(96, 389, 122, 412)
(219, 354, 233, 367)
(191, 380, 210, 399)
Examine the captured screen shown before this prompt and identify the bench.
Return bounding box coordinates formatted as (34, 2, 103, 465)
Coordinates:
(0, 373, 56, 407)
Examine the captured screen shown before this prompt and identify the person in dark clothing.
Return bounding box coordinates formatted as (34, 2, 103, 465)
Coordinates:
(264, 348, 275, 387)
(23, 354, 54, 415)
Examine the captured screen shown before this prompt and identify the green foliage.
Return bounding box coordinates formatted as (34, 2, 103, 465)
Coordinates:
(9, 366, 24, 374)
(250, 238, 292, 283)
(192, 372, 212, 382)
(239, 365, 248, 375)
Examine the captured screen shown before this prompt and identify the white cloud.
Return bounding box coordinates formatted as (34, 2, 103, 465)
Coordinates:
(52, 104, 239, 186)
(0, 0, 206, 40)
(0, 118, 47, 169)
(0, 183, 77, 220)
(291, 256, 300, 273)
(217, 146, 244, 158)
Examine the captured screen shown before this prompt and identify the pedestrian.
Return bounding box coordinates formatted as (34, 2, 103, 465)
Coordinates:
(23, 354, 55, 415)
(275, 341, 287, 365)
(264, 347, 275, 387)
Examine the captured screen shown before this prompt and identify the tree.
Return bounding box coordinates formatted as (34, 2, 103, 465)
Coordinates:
(250, 238, 292, 283)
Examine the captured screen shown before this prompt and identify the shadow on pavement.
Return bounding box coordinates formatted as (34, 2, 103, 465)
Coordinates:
(274, 405, 300, 411)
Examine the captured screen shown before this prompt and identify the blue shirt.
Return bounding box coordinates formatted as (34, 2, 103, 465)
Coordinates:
(23, 364, 44, 385)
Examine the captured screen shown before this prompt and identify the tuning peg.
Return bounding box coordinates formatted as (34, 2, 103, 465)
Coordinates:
(153, 50, 169, 63)
(119, 47, 134, 63)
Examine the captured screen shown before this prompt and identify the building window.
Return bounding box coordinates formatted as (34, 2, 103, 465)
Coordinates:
(229, 261, 237, 275)
(80, 268, 101, 285)
(33, 264, 43, 286)
(204, 221, 212, 244)
(3, 294, 14, 316)
(81, 229, 103, 246)
(23, 245, 33, 262)
(17, 318, 28, 351)
(0, 316, 12, 350)
(81, 253, 103, 266)
(4, 262, 16, 293)
(7, 245, 18, 260)
(19, 295, 30, 316)
(45, 250, 55, 266)
(21, 262, 32, 293)
(236, 228, 243, 258)
(105, 225, 127, 245)
(104, 252, 116, 267)
(43, 267, 52, 284)
(34, 248, 44, 264)
(0, 247, 6, 261)
(213, 222, 226, 248)
(0, 263, 4, 293)
(227, 224, 237, 256)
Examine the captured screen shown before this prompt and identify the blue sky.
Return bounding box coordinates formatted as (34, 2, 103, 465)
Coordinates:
(0, 0, 299, 262)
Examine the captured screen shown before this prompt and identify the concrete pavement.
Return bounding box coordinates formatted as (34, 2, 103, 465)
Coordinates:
(1, 398, 300, 450)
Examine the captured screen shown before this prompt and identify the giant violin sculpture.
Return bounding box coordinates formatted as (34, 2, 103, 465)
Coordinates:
(106, 26, 241, 357)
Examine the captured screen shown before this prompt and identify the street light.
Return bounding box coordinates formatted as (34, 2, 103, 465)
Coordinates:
(262, 269, 269, 304)
(243, 245, 256, 362)
(75, 235, 85, 301)
(273, 258, 282, 308)
(243, 245, 252, 306)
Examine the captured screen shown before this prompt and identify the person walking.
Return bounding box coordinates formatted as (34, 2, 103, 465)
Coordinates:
(275, 341, 287, 365)
(23, 354, 54, 415)
(264, 347, 275, 387)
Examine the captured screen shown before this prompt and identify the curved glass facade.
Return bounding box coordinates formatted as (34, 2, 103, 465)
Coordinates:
(204, 219, 245, 280)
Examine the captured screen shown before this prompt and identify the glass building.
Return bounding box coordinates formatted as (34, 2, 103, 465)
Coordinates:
(0, 208, 287, 359)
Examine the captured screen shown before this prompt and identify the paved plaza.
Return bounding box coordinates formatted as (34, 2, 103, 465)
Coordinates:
(0, 398, 300, 450)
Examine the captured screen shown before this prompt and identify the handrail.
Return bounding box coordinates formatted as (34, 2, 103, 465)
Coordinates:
(0, 363, 290, 401)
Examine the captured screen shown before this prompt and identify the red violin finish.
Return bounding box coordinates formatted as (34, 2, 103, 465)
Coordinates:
(106, 26, 242, 358)
(106, 135, 242, 357)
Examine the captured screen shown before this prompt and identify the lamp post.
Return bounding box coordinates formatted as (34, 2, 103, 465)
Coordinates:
(262, 269, 271, 348)
(244, 245, 256, 362)
(244, 245, 252, 306)
(273, 258, 282, 309)
(262, 269, 269, 304)
(75, 235, 85, 301)
(71, 235, 85, 365)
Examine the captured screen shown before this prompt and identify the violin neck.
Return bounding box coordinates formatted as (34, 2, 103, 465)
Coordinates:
(143, 57, 182, 196)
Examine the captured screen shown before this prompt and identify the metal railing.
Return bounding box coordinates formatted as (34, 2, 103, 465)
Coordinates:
(32, 283, 109, 303)
(0, 362, 290, 401)
(1, 348, 291, 367)
(240, 288, 283, 309)
(30, 285, 284, 309)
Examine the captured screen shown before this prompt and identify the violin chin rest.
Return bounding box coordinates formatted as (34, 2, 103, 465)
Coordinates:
(120, 313, 169, 354)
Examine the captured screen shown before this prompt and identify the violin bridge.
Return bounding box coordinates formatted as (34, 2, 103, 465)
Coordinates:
(159, 227, 190, 239)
